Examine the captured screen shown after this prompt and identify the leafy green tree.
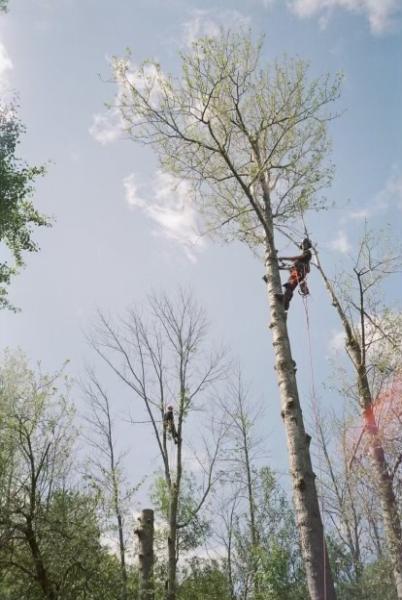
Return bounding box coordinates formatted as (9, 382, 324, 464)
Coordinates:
(237, 467, 307, 600)
(0, 351, 132, 600)
(151, 473, 210, 557)
(0, 490, 129, 600)
(178, 558, 231, 600)
(0, 103, 49, 309)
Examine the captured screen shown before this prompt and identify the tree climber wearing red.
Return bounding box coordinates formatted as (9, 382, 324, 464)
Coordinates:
(163, 405, 179, 444)
(279, 238, 312, 310)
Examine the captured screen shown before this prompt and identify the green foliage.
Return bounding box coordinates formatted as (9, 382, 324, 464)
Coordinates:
(330, 548, 397, 600)
(0, 103, 49, 309)
(0, 351, 132, 600)
(253, 468, 307, 598)
(115, 31, 341, 249)
(178, 558, 231, 600)
(151, 473, 210, 552)
(0, 490, 130, 600)
(255, 542, 306, 600)
(226, 466, 307, 599)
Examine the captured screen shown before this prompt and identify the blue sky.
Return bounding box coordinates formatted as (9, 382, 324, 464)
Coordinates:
(0, 0, 401, 503)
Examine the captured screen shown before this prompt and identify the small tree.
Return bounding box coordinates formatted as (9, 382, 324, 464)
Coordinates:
(83, 372, 137, 600)
(217, 373, 265, 598)
(0, 352, 126, 600)
(112, 30, 341, 599)
(215, 376, 307, 599)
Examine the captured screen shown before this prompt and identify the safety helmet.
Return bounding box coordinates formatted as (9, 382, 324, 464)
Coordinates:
(300, 238, 312, 250)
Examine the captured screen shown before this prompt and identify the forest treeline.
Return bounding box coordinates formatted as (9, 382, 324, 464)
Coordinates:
(0, 299, 401, 600)
(1, 14, 402, 600)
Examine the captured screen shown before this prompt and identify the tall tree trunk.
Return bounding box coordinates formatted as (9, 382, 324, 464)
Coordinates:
(262, 197, 335, 599)
(316, 259, 402, 598)
(135, 509, 155, 600)
(167, 484, 178, 600)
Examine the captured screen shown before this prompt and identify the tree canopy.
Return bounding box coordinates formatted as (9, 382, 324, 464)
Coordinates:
(0, 103, 49, 309)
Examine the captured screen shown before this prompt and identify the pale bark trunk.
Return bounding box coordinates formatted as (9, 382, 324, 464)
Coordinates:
(262, 190, 335, 599)
(136, 509, 154, 600)
(317, 261, 402, 598)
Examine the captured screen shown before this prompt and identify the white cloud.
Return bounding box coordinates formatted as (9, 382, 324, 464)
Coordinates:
(348, 208, 370, 220)
(330, 230, 351, 254)
(123, 173, 147, 208)
(182, 9, 251, 47)
(253, 0, 276, 7)
(90, 58, 167, 145)
(377, 170, 402, 211)
(288, 0, 402, 34)
(89, 110, 122, 145)
(329, 329, 345, 352)
(0, 41, 13, 91)
(345, 170, 402, 221)
(123, 171, 205, 261)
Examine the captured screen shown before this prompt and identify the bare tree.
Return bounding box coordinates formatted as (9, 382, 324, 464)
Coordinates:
(218, 373, 265, 599)
(90, 291, 225, 600)
(315, 228, 402, 597)
(83, 372, 132, 600)
(111, 30, 341, 599)
(314, 409, 365, 583)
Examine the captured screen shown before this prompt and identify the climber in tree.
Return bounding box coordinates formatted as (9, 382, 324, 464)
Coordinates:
(163, 405, 179, 444)
(279, 238, 313, 310)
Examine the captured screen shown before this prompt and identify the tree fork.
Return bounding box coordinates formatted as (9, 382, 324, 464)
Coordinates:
(135, 509, 155, 600)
